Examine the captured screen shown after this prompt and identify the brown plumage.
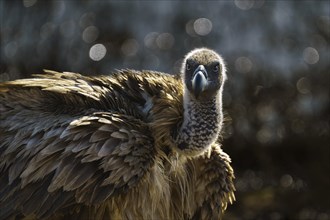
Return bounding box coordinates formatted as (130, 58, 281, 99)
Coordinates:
(0, 48, 235, 220)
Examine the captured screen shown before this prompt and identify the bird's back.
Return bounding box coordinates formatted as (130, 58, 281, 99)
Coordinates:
(0, 69, 182, 119)
(0, 70, 184, 219)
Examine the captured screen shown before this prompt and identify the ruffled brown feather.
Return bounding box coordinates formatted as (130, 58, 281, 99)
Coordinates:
(0, 69, 234, 220)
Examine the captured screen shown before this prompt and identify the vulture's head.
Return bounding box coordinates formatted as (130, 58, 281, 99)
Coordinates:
(173, 48, 227, 157)
(182, 48, 227, 101)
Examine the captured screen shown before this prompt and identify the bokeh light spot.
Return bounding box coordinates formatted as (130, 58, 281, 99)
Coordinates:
(82, 26, 99, 43)
(185, 20, 197, 37)
(156, 33, 175, 50)
(23, 0, 37, 7)
(234, 0, 254, 10)
(235, 56, 253, 73)
(256, 126, 273, 144)
(280, 174, 293, 188)
(144, 32, 159, 49)
(121, 39, 139, 56)
(303, 47, 319, 64)
(89, 44, 107, 61)
(193, 18, 213, 36)
(296, 77, 311, 94)
(4, 42, 18, 58)
(79, 12, 96, 28)
(257, 105, 275, 122)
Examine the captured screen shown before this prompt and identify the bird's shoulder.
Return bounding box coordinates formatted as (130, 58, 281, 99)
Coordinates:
(0, 69, 183, 119)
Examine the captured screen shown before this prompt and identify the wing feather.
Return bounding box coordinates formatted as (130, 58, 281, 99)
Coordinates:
(0, 71, 157, 219)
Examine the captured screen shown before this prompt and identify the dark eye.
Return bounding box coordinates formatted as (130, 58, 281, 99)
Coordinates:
(186, 63, 191, 71)
(213, 64, 220, 72)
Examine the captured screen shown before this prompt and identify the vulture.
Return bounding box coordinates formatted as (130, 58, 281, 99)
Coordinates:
(0, 48, 235, 220)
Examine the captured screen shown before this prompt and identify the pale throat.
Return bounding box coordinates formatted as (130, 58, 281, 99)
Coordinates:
(175, 90, 222, 152)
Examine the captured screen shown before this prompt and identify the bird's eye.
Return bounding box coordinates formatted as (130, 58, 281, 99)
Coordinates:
(186, 63, 191, 71)
(213, 64, 219, 72)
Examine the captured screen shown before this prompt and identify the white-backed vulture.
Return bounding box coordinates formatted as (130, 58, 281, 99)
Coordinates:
(0, 48, 235, 220)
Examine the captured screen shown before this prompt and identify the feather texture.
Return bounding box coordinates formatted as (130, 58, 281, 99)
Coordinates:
(0, 48, 235, 219)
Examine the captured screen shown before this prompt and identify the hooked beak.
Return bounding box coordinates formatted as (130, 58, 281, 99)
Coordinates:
(191, 65, 208, 98)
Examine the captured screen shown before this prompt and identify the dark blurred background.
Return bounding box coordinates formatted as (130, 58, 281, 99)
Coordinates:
(1, 1, 329, 219)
